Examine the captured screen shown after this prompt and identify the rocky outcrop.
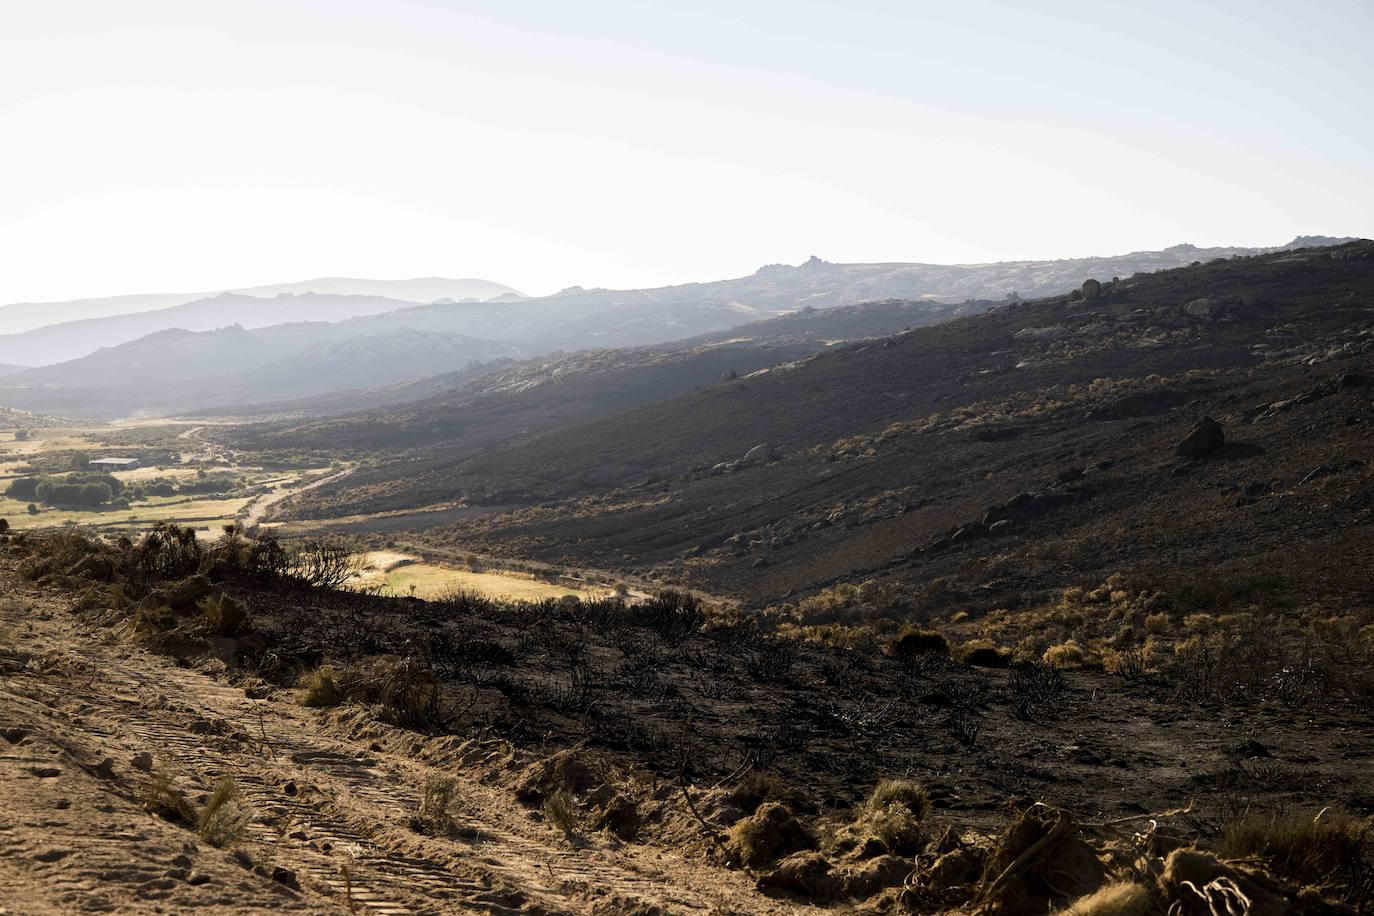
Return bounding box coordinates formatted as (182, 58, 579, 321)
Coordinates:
(1175, 417, 1225, 459)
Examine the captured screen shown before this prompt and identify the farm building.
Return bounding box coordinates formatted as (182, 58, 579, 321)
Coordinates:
(88, 456, 139, 469)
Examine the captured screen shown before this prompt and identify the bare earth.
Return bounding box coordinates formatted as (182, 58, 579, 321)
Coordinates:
(0, 575, 801, 915)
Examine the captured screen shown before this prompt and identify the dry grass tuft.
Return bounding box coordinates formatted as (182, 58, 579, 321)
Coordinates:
(410, 776, 459, 836)
(729, 801, 815, 866)
(142, 769, 194, 823)
(856, 779, 930, 854)
(199, 592, 249, 636)
(1061, 881, 1156, 915)
(543, 789, 578, 835)
(297, 665, 343, 708)
(198, 774, 252, 847)
(1220, 810, 1372, 894)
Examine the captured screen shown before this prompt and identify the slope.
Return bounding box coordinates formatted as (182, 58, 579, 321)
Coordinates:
(290, 243, 1374, 615)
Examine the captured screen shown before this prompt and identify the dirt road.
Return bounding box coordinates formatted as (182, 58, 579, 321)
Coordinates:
(242, 467, 353, 530)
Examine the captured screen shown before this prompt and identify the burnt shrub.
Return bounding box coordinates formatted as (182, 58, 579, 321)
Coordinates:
(634, 590, 704, 642)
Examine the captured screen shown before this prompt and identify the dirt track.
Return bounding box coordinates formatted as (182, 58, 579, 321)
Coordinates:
(0, 572, 804, 914)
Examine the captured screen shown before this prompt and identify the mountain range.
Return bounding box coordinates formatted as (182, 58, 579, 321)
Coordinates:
(0, 237, 1357, 419)
(0, 277, 524, 337)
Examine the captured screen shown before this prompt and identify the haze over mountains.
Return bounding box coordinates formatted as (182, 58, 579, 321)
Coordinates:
(0, 237, 1354, 421)
(0, 277, 524, 337)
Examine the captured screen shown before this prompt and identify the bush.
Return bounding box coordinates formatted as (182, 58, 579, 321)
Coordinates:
(957, 640, 1011, 668)
(1220, 811, 1372, 897)
(410, 776, 459, 836)
(885, 626, 949, 658)
(858, 779, 930, 854)
(1042, 639, 1085, 669)
(634, 590, 703, 641)
(134, 523, 203, 581)
(298, 666, 343, 707)
(729, 802, 815, 866)
(543, 789, 578, 835)
(199, 593, 249, 636)
(5, 476, 39, 499)
(290, 540, 358, 590)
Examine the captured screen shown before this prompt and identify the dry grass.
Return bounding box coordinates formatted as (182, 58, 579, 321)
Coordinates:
(729, 801, 815, 866)
(1220, 810, 1372, 895)
(199, 592, 249, 636)
(142, 769, 194, 823)
(410, 776, 459, 836)
(297, 665, 343, 707)
(856, 780, 930, 854)
(542, 789, 578, 835)
(198, 774, 252, 847)
(1060, 881, 1156, 915)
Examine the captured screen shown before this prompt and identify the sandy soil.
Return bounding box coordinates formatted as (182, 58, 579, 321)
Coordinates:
(0, 569, 810, 914)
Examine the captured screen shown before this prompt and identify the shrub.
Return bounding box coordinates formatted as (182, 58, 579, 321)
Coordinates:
(134, 523, 203, 581)
(290, 540, 358, 590)
(356, 659, 446, 732)
(5, 476, 39, 499)
(957, 640, 1011, 668)
(543, 789, 578, 835)
(1220, 810, 1372, 896)
(1145, 612, 1171, 633)
(885, 626, 949, 658)
(298, 666, 343, 707)
(1042, 639, 1085, 669)
(199, 593, 249, 636)
(729, 802, 815, 866)
(858, 779, 930, 854)
(635, 590, 704, 641)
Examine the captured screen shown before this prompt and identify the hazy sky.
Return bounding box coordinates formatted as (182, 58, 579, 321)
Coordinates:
(2, 0, 1370, 303)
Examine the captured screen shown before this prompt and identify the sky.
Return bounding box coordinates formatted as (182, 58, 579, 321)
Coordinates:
(1, 0, 1370, 304)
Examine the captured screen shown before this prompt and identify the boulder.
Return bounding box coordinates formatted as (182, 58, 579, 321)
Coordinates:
(740, 444, 775, 464)
(1175, 417, 1225, 459)
(1183, 297, 1215, 318)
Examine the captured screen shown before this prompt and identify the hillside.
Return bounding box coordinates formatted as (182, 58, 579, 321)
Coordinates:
(233, 297, 990, 448)
(288, 242, 1374, 614)
(0, 324, 522, 417)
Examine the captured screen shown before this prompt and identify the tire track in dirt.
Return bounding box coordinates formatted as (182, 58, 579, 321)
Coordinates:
(2, 584, 796, 915)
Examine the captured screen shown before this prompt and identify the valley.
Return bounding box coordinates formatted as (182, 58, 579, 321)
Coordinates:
(2, 242, 1372, 915)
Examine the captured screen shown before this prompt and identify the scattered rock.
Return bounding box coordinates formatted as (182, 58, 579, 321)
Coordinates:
(1183, 297, 1216, 318)
(1175, 417, 1225, 459)
(1230, 739, 1270, 759)
(270, 866, 300, 890)
(27, 766, 62, 778)
(131, 752, 154, 772)
(2, 726, 30, 744)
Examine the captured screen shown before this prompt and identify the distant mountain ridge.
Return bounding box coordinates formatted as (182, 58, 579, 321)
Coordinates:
(0, 276, 524, 338)
(0, 237, 1359, 418)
